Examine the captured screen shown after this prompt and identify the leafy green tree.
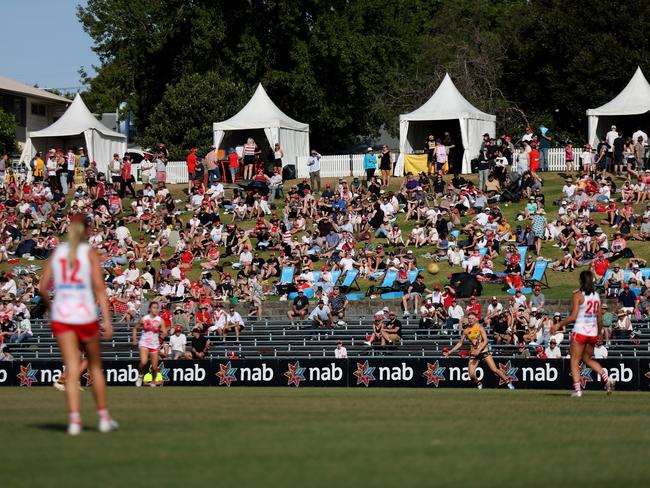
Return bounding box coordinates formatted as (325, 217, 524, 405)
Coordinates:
(0, 109, 17, 156)
(140, 71, 248, 158)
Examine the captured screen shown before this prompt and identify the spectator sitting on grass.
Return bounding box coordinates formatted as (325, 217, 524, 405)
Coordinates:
(309, 300, 333, 329)
(381, 311, 402, 346)
(287, 289, 309, 325)
(529, 286, 545, 311)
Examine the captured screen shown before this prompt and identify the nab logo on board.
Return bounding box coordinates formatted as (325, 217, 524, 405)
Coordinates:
(595, 363, 634, 383)
(239, 363, 274, 383)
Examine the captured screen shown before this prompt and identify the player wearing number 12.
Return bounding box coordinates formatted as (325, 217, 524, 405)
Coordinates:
(38, 214, 118, 435)
(554, 270, 615, 397)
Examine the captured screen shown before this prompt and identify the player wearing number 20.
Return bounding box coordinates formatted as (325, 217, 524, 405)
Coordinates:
(554, 270, 615, 397)
(38, 214, 118, 435)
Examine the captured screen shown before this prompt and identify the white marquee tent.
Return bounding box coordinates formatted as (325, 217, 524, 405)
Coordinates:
(398, 73, 496, 174)
(586, 67, 650, 145)
(20, 93, 126, 176)
(213, 84, 309, 167)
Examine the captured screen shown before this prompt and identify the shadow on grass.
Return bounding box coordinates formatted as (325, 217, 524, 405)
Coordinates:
(31, 423, 98, 432)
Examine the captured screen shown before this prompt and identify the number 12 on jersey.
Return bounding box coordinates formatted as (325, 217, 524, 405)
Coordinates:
(59, 258, 82, 284)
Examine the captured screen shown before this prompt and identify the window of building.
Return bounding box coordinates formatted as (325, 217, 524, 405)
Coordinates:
(31, 103, 46, 116)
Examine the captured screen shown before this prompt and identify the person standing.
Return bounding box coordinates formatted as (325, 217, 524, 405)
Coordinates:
(477, 147, 490, 190)
(204, 146, 220, 186)
(37, 214, 117, 435)
(379, 145, 393, 186)
(120, 156, 136, 198)
(242, 138, 257, 181)
(606, 125, 618, 171)
(435, 139, 447, 173)
(109, 152, 122, 193)
(140, 153, 154, 186)
(228, 148, 240, 182)
(155, 152, 167, 184)
(443, 131, 456, 172)
(552, 270, 615, 397)
(444, 312, 515, 390)
(66, 148, 76, 188)
(32, 151, 45, 182)
(46, 149, 59, 190)
(186, 147, 198, 192)
(308, 149, 321, 193)
(613, 130, 625, 175)
(425, 135, 436, 175)
(132, 301, 168, 387)
(273, 143, 284, 170)
(538, 128, 552, 171)
(363, 147, 377, 182)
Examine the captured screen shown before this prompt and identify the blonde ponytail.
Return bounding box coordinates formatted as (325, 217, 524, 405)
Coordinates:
(67, 221, 86, 268)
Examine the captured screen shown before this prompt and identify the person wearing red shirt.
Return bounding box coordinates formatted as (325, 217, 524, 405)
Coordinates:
(442, 285, 456, 308)
(529, 147, 540, 173)
(120, 157, 136, 198)
(591, 251, 609, 280)
(194, 305, 211, 331)
(466, 296, 482, 319)
(228, 149, 240, 182)
(186, 148, 198, 191)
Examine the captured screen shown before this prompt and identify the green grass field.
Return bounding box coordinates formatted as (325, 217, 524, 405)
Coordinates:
(3, 387, 650, 487)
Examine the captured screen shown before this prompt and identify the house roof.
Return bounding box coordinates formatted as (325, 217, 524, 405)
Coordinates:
(0, 75, 72, 104)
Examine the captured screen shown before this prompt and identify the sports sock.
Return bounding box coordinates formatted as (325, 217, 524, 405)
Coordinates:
(573, 382, 581, 393)
(98, 408, 111, 421)
(600, 370, 609, 384)
(69, 411, 81, 425)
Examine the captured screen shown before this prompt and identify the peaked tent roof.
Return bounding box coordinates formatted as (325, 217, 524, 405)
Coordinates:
(29, 93, 126, 139)
(0, 75, 72, 104)
(213, 84, 309, 132)
(400, 73, 495, 122)
(587, 67, 650, 116)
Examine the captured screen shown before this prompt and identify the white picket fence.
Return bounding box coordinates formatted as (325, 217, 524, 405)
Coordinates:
(134, 161, 188, 184)
(512, 147, 568, 173)
(142, 148, 570, 184)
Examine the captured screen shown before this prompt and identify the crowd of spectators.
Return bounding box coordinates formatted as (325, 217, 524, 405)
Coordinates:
(1, 125, 649, 360)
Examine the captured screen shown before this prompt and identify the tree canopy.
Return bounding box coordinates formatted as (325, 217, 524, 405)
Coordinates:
(78, 0, 650, 154)
(0, 109, 17, 156)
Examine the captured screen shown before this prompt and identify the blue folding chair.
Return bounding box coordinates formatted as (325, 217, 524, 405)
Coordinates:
(338, 269, 360, 292)
(524, 260, 549, 289)
(368, 269, 398, 296)
(517, 246, 528, 276)
(275, 266, 295, 295)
